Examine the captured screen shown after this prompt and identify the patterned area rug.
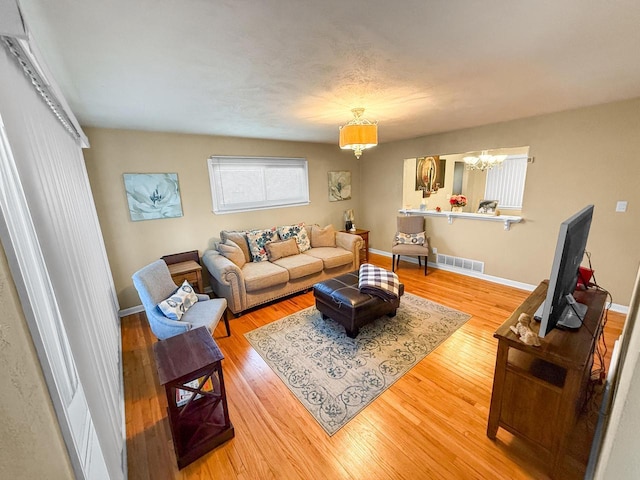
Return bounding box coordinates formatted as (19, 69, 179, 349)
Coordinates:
(245, 293, 471, 435)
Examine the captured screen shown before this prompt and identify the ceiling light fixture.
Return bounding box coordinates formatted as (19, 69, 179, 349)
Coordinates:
(339, 108, 378, 159)
(463, 150, 507, 171)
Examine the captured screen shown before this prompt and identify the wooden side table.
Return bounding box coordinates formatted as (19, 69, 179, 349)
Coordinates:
(341, 228, 369, 263)
(153, 327, 234, 469)
(168, 260, 204, 293)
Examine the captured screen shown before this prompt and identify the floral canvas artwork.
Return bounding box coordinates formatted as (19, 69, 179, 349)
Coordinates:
(123, 173, 183, 221)
(328, 171, 351, 201)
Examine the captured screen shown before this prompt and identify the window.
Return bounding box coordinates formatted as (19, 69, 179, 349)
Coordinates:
(484, 154, 528, 210)
(208, 156, 309, 214)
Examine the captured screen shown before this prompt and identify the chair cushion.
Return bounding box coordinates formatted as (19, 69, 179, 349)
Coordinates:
(303, 247, 353, 269)
(310, 224, 336, 247)
(266, 238, 299, 261)
(220, 230, 251, 263)
(391, 243, 430, 255)
(273, 254, 323, 280)
(246, 227, 278, 262)
(277, 223, 311, 252)
(242, 261, 289, 292)
(157, 281, 199, 320)
(217, 239, 246, 267)
(181, 298, 227, 332)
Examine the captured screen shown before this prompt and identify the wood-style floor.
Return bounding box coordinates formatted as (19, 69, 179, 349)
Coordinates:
(122, 253, 624, 480)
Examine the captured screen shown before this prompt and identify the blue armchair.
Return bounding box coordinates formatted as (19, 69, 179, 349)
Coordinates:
(132, 260, 229, 340)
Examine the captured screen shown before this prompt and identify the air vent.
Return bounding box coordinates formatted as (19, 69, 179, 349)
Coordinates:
(436, 254, 484, 274)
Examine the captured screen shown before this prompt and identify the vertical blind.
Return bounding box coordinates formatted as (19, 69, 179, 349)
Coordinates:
(0, 37, 123, 479)
(485, 154, 528, 209)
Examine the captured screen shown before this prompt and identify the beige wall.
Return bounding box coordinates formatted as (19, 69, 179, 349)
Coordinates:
(359, 97, 640, 305)
(83, 129, 360, 309)
(0, 243, 74, 479)
(85, 98, 640, 310)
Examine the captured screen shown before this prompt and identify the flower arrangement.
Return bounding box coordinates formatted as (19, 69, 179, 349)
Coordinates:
(449, 194, 467, 207)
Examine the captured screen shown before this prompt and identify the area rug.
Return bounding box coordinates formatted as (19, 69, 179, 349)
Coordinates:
(244, 293, 471, 435)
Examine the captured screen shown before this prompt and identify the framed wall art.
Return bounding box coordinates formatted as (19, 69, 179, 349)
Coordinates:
(328, 171, 351, 201)
(123, 173, 184, 221)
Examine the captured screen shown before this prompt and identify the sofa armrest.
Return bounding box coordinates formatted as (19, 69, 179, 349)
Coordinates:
(202, 249, 247, 314)
(336, 231, 363, 268)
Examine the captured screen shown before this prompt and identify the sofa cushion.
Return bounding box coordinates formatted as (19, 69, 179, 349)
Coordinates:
(242, 261, 289, 292)
(266, 238, 299, 261)
(217, 239, 246, 268)
(277, 223, 311, 252)
(220, 230, 251, 263)
(246, 227, 278, 262)
(304, 247, 353, 269)
(310, 224, 336, 248)
(273, 254, 323, 280)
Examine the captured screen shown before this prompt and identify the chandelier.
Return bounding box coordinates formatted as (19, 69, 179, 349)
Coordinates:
(463, 150, 507, 171)
(339, 108, 378, 159)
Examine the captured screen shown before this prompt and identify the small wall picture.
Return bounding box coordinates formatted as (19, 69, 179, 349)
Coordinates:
(477, 199, 499, 215)
(328, 171, 352, 201)
(123, 173, 184, 221)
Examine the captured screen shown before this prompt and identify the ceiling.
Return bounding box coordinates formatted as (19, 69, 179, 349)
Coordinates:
(17, 0, 640, 144)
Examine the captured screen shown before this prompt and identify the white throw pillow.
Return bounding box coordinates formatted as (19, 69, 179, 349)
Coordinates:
(157, 281, 199, 320)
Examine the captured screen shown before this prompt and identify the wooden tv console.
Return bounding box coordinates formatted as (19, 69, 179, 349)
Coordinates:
(487, 280, 607, 479)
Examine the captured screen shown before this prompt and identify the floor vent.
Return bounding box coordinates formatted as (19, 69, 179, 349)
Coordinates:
(436, 254, 484, 274)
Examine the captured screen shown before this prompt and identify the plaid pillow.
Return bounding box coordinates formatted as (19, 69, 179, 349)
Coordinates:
(358, 264, 400, 301)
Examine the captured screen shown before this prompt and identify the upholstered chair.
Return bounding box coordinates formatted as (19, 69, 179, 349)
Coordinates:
(132, 260, 229, 340)
(391, 216, 430, 275)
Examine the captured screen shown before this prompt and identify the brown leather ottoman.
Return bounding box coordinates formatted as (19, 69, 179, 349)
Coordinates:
(313, 271, 404, 338)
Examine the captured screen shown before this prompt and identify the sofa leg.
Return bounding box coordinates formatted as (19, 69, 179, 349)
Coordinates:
(346, 327, 359, 338)
(424, 256, 427, 276)
(392, 255, 396, 272)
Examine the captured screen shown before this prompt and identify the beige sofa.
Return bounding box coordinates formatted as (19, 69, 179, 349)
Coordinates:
(202, 224, 363, 315)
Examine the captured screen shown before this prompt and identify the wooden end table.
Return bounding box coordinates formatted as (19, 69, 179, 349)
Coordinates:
(153, 327, 234, 469)
(340, 228, 369, 263)
(168, 260, 204, 293)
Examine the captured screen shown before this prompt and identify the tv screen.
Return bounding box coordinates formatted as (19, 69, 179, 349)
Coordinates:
(538, 205, 594, 338)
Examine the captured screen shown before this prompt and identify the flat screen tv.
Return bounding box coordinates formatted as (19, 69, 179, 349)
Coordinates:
(537, 205, 594, 338)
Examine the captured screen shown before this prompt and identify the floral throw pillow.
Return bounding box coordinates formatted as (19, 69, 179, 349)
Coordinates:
(246, 227, 278, 262)
(393, 231, 426, 245)
(277, 223, 311, 252)
(157, 281, 199, 320)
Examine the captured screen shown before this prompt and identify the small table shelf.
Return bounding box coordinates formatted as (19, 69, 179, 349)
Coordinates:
(168, 260, 204, 293)
(399, 209, 523, 230)
(153, 327, 234, 469)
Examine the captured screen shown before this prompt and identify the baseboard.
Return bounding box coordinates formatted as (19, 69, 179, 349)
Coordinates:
(369, 248, 629, 315)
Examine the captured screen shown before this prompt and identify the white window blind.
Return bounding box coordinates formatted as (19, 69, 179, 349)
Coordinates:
(208, 156, 309, 214)
(484, 154, 528, 210)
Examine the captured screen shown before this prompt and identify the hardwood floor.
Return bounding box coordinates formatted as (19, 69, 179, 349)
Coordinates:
(122, 253, 624, 479)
